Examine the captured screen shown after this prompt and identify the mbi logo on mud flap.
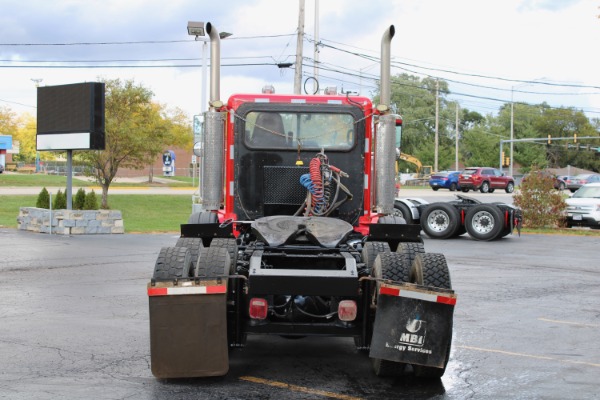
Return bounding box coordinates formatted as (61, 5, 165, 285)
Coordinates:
(399, 318, 426, 347)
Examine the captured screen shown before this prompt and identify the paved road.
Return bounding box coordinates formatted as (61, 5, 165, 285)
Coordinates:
(0, 229, 597, 399)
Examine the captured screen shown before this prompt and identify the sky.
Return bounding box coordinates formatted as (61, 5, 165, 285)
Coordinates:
(1, 0, 600, 123)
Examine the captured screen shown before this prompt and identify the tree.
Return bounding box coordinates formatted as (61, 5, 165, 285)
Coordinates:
(53, 189, 67, 210)
(36, 187, 50, 209)
(79, 78, 191, 208)
(74, 188, 86, 210)
(141, 104, 192, 183)
(84, 190, 99, 210)
(0, 106, 18, 133)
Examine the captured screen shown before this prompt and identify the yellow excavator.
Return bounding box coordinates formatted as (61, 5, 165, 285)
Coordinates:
(398, 152, 433, 179)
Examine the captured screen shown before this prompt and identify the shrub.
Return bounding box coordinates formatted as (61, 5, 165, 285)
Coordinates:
(513, 169, 567, 229)
(36, 187, 50, 209)
(84, 190, 99, 210)
(74, 188, 86, 210)
(52, 189, 67, 210)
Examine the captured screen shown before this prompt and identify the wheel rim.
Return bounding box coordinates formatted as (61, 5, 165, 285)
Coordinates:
(427, 210, 450, 232)
(471, 211, 495, 234)
(392, 208, 406, 220)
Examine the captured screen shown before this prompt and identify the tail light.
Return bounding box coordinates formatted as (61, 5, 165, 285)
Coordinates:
(249, 298, 268, 319)
(338, 300, 357, 321)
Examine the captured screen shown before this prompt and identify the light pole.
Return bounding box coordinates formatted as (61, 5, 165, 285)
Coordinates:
(187, 22, 232, 114)
(510, 78, 546, 177)
(31, 78, 43, 173)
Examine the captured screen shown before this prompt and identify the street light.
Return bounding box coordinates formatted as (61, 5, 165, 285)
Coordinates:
(187, 22, 232, 206)
(187, 21, 232, 114)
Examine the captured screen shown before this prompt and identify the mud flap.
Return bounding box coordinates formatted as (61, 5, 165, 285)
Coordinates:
(148, 279, 229, 378)
(369, 283, 456, 368)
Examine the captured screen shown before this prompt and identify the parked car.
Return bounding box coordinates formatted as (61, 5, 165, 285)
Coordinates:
(458, 167, 515, 193)
(429, 171, 460, 191)
(565, 182, 600, 229)
(521, 171, 566, 190)
(566, 174, 600, 193)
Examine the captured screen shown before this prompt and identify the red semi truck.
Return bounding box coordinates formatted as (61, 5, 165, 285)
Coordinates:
(148, 23, 456, 379)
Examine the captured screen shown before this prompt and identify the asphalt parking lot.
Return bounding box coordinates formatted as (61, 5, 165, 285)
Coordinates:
(0, 229, 598, 399)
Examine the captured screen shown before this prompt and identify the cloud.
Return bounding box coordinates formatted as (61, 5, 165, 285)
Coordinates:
(1, 0, 599, 119)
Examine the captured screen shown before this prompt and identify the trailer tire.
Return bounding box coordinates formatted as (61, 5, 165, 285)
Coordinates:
(188, 211, 218, 224)
(465, 204, 503, 241)
(410, 253, 452, 378)
(420, 203, 461, 239)
(195, 246, 230, 278)
(371, 252, 412, 377)
(175, 238, 204, 265)
(210, 238, 238, 274)
(396, 242, 425, 267)
(153, 247, 194, 279)
(393, 201, 414, 224)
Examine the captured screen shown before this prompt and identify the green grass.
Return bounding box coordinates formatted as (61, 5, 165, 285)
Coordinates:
(0, 174, 92, 187)
(3, 193, 600, 236)
(0, 173, 194, 187)
(0, 195, 191, 232)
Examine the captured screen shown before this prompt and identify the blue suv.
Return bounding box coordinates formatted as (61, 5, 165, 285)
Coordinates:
(429, 171, 460, 191)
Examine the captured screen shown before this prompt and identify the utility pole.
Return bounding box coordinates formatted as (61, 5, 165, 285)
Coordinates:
(313, 0, 319, 94)
(510, 88, 514, 177)
(434, 79, 439, 172)
(455, 103, 459, 170)
(294, 0, 305, 94)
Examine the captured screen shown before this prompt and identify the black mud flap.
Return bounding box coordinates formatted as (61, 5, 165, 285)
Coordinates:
(148, 279, 229, 378)
(369, 283, 456, 368)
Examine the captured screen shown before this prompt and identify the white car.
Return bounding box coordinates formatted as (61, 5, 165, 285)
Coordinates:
(565, 182, 600, 229)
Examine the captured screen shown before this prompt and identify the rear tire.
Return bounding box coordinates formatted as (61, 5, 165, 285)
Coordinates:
(175, 237, 204, 265)
(188, 211, 218, 224)
(396, 242, 425, 267)
(153, 247, 194, 279)
(449, 183, 457, 192)
(210, 238, 238, 274)
(480, 181, 490, 193)
(361, 242, 391, 275)
(378, 215, 406, 225)
(505, 182, 515, 193)
(410, 253, 453, 378)
(465, 204, 503, 241)
(196, 247, 230, 277)
(420, 203, 461, 239)
(371, 252, 411, 377)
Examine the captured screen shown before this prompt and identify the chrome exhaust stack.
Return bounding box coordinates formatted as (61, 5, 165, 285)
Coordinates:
(374, 25, 396, 215)
(200, 22, 225, 211)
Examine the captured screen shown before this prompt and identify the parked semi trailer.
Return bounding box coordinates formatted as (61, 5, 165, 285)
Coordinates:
(394, 195, 522, 241)
(147, 23, 457, 379)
